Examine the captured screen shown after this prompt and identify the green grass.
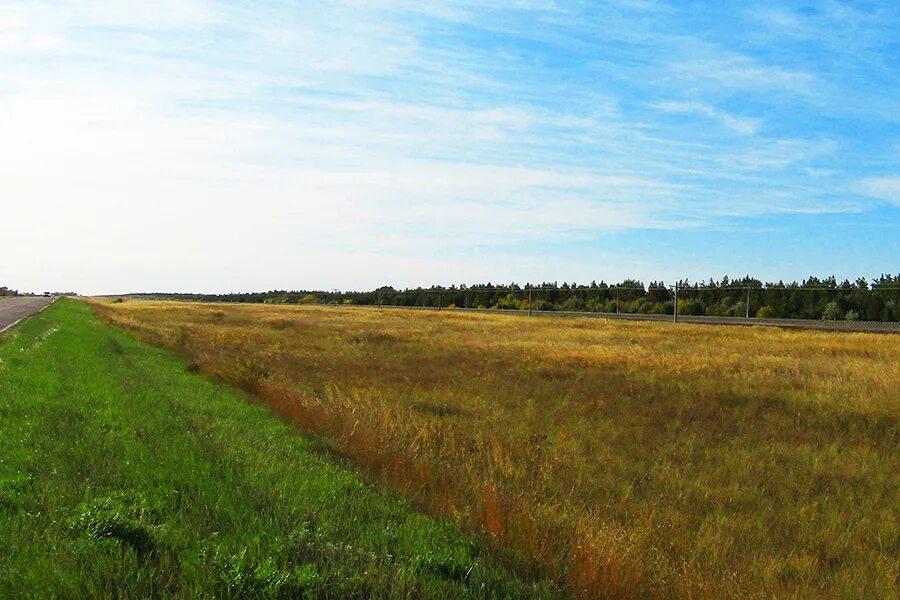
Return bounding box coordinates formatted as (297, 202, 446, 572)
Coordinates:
(0, 299, 564, 599)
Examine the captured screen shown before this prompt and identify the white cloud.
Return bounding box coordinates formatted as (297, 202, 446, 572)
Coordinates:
(668, 52, 816, 97)
(656, 100, 760, 135)
(717, 138, 838, 171)
(0, 4, 63, 53)
(65, 0, 222, 29)
(750, 7, 805, 34)
(860, 177, 900, 205)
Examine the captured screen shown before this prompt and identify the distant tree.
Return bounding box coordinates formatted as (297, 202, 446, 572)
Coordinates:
(616, 279, 645, 301)
(123, 274, 899, 322)
(647, 281, 670, 303)
(844, 310, 860, 321)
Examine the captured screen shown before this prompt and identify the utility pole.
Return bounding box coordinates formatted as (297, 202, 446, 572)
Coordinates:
(615, 288, 619, 314)
(437, 289, 442, 311)
(673, 284, 678, 323)
(528, 288, 533, 317)
(746, 288, 751, 319)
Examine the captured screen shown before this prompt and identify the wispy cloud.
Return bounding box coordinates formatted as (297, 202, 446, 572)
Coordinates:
(860, 178, 900, 205)
(655, 100, 760, 135)
(666, 52, 817, 98)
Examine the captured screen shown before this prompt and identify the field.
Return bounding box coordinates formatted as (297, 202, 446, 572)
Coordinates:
(89, 299, 900, 599)
(0, 300, 562, 598)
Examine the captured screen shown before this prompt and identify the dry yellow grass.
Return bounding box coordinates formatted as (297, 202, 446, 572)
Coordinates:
(91, 300, 899, 599)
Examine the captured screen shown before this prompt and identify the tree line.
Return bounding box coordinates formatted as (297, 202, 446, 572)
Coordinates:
(127, 274, 900, 322)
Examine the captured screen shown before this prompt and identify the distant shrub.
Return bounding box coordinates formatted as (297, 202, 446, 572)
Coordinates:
(882, 300, 897, 322)
(844, 309, 860, 321)
(637, 300, 654, 314)
(681, 299, 704, 316)
(710, 297, 733, 316)
(593, 300, 606, 313)
(756, 305, 776, 318)
(496, 294, 520, 310)
(561, 296, 586, 312)
(821, 301, 841, 321)
(534, 299, 555, 311)
(655, 301, 668, 314)
(621, 300, 641, 314)
(299, 294, 317, 305)
(592, 300, 616, 313)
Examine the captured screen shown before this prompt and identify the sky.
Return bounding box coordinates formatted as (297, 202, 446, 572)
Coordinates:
(2, 1, 899, 295)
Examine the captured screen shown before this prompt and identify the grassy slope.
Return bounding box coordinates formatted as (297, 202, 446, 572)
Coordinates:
(0, 299, 563, 599)
(91, 300, 900, 600)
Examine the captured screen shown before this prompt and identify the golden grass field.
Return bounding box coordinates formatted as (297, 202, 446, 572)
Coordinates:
(91, 300, 899, 599)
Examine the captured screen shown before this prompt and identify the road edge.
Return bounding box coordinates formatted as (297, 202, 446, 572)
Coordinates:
(0, 297, 58, 334)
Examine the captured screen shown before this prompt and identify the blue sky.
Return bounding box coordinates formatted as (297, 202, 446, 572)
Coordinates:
(2, 1, 899, 294)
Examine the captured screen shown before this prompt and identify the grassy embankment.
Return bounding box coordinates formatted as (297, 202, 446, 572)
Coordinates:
(92, 300, 900, 599)
(0, 299, 563, 598)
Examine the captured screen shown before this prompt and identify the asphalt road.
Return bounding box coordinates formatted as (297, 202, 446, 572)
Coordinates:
(0, 296, 55, 333)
